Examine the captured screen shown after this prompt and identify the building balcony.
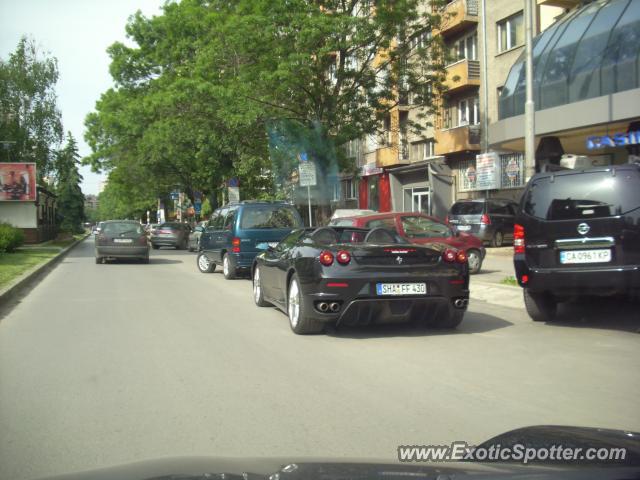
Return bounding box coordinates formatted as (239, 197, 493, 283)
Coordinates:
(436, 0, 479, 38)
(376, 145, 409, 168)
(444, 59, 480, 95)
(434, 125, 481, 156)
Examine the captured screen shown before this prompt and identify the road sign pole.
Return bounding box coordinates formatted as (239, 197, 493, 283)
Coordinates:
(307, 185, 313, 228)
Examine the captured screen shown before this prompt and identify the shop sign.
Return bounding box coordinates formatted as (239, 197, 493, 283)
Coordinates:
(586, 131, 640, 150)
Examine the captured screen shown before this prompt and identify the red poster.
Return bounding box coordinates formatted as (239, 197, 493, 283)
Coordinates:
(0, 163, 37, 201)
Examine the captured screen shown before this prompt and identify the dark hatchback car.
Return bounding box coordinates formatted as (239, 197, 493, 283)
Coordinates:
(197, 201, 303, 279)
(447, 198, 518, 247)
(95, 220, 149, 264)
(252, 226, 469, 335)
(330, 212, 486, 274)
(150, 222, 191, 250)
(513, 164, 640, 322)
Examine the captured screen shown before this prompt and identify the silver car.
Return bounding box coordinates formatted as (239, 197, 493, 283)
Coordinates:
(95, 220, 149, 264)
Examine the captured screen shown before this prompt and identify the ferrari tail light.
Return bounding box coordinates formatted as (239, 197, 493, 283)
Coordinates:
(336, 250, 351, 265)
(481, 214, 491, 225)
(232, 237, 241, 253)
(514, 224, 525, 254)
(456, 250, 467, 263)
(442, 249, 457, 263)
(319, 250, 334, 266)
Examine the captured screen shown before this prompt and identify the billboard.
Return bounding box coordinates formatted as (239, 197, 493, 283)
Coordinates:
(0, 163, 37, 201)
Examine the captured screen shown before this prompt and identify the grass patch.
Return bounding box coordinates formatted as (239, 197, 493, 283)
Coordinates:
(500, 276, 518, 287)
(0, 249, 60, 288)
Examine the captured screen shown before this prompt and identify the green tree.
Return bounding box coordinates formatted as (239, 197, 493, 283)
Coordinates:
(0, 36, 64, 176)
(55, 133, 85, 233)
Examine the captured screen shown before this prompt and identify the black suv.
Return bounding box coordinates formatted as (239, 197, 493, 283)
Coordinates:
(513, 164, 640, 322)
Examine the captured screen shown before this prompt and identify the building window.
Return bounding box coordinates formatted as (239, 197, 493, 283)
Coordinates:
(403, 187, 431, 214)
(458, 97, 479, 126)
(449, 32, 477, 63)
(497, 12, 523, 53)
(423, 139, 435, 159)
(342, 178, 357, 200)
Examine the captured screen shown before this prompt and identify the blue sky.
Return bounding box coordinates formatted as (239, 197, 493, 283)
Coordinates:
(0, 0, 165, 194)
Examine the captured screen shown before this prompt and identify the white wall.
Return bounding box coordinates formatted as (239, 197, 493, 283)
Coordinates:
(0, 202, 37, 228)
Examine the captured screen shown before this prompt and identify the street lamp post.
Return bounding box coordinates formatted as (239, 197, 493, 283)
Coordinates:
(524, 0, 536, 180)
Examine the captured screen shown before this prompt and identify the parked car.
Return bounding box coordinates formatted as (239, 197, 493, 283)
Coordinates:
(251, 226, 469, 335)
(513, 164, 640, 322)
(329, 208, 377, 221)
(94, 220, 149, 264)
(329, 212, 485, 274)
(188, 221, 207, 252)
(144, 223, 159, 236)
(447, 198, 519, 247)
(197, 201, 303, 279)
(92, 221, 105, 235)
(150, 222, 191, 249)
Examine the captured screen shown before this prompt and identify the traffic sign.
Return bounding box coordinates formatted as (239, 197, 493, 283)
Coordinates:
(299, 161, 317, 187)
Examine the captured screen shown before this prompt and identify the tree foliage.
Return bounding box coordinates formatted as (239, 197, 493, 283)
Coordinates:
(0, 36, 64, 176)
(84, 0, 446, 210)
(55, 133, 85, 233)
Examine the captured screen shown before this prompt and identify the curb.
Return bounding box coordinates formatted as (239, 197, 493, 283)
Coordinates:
(0, 234, 89, 310)
(470, 279, 524, 310)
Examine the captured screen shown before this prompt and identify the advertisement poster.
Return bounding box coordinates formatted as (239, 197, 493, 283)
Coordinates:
(0, 163, 36, 201)
(475, 153, 499, 190)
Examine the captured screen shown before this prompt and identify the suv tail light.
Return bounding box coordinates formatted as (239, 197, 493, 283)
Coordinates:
(232, 237, 241, 253)
(319, 251, 334, 266)
(444, 215, 450, 225)
(480, 214, 491, 225)
(514, 224, 525, 254)
(336, 250, 351, 265)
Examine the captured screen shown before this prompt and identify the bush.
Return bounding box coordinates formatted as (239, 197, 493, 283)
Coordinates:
(0, 223, 25, 253)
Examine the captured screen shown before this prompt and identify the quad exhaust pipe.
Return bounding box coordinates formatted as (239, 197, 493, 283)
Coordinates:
(318, 302, 329, 312)
(329, 302, 340, 313)
(454, 298, 469, 308)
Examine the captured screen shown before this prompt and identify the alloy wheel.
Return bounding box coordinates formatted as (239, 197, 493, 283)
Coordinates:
(288, 278, 300, 328)
(253, 268, 261, 303)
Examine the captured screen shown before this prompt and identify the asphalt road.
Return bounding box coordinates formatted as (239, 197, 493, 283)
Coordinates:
(1, 238, 639, 480)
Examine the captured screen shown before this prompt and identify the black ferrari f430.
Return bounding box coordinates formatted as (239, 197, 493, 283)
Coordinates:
(251, 226, 470, 334)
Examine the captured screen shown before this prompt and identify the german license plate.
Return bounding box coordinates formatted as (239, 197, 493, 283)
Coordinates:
(560, 249, 611, 264)
(457, 225, 471, 231)
(376, 283, 427, 296)
(113, 238, 133, 243)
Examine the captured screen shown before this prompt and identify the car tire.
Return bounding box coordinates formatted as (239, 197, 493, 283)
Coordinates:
(197, 252, 215, 273)
(95, 257, 102, 264)
(188, 244, 194, 252)
(523, 289, 557, 322)
(287, 274, 324, 335)
(222, 253, 237, 280)
(252, 266, 270, 307)
(432, 305, 464, 329)
(467, 249, 482, 274)
(491, 230, 504, 248)
(152, 244, 160, 250)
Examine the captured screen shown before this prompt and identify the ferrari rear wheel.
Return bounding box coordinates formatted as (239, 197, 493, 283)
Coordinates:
(253, 266, 270, 307)
(288, 274, 324, 335)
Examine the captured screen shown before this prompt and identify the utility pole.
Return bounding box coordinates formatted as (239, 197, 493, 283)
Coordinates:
(524, 0, 536, 180)
(480, 0, 489, 154)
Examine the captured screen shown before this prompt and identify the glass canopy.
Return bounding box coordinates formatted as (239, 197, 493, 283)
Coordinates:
(498, 0, 640, 119)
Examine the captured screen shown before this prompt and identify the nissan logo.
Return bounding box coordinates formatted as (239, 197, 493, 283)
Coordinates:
(577, 223, 590, 235)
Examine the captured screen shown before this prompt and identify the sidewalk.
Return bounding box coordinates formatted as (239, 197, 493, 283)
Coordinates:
(469, 247, 523, 310)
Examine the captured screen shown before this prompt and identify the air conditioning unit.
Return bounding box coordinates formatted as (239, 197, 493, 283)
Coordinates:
(559, 154, 608, 170)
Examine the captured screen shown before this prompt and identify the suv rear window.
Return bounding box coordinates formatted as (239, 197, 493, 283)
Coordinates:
(450, 202, 484, 215)
(240, 206, 302, 229)
(523, 169, 640, 220)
